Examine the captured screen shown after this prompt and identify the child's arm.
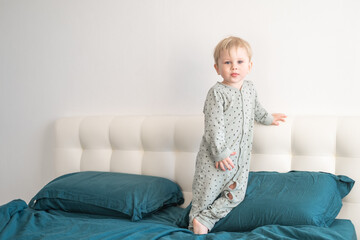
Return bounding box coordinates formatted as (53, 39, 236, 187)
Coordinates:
(254, 89, 286, 125)
(203, 89, 234, 167)
(254, 90, 273, 125)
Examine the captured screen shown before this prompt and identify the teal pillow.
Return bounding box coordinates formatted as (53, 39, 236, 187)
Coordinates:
(178, 171, 354, 232)
(29, 171, 184, 221)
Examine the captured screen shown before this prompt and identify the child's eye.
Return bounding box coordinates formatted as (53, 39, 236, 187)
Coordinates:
(238, 60, 243, 64)
(225, 61, 231, 64)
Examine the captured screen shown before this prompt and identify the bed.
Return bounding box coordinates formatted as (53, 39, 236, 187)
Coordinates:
(0, 115, 359, 239)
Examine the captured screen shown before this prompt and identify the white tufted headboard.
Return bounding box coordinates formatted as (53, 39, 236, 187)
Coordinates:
(55, 115, 360, 234)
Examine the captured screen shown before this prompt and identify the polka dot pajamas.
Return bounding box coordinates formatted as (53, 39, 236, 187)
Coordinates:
(189, 81, 273, 231)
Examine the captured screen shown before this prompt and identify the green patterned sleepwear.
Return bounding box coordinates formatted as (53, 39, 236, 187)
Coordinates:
(189, 81, 273, 231)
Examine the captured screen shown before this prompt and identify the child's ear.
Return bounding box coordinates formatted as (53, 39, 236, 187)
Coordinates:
(248, 61, 253, 72)
(214, 64, 220, 75)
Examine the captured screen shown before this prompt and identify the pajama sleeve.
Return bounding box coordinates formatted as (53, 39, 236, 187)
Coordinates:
(254, 89, 273, 125)
(203, 89, 232, 162)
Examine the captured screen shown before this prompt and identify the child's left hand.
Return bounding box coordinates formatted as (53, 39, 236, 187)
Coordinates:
(271, 113, 287, 126)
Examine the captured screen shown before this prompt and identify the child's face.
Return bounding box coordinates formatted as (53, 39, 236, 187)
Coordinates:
(214, 47, 253, 89)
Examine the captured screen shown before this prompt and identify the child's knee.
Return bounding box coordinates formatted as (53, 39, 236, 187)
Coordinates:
(225, 181, 242, 202)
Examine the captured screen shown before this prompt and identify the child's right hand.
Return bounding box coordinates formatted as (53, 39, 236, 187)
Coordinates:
(215, 152, 236, 171)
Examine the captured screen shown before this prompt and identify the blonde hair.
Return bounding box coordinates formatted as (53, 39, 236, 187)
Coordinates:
(213, 36, 252, 64)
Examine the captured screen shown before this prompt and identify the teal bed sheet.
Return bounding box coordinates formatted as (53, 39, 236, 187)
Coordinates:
(0, 199, 357, 240)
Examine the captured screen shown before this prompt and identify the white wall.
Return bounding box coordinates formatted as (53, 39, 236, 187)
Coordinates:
(1, 0, 359, 204)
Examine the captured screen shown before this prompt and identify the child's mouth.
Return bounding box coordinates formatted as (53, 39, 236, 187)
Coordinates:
(231, 73, 239, 77)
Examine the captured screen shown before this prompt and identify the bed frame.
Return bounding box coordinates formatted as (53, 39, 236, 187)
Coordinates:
(54, 115, 360, 235)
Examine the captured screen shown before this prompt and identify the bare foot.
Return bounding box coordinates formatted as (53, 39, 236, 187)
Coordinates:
(193, 218, 208, 235)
